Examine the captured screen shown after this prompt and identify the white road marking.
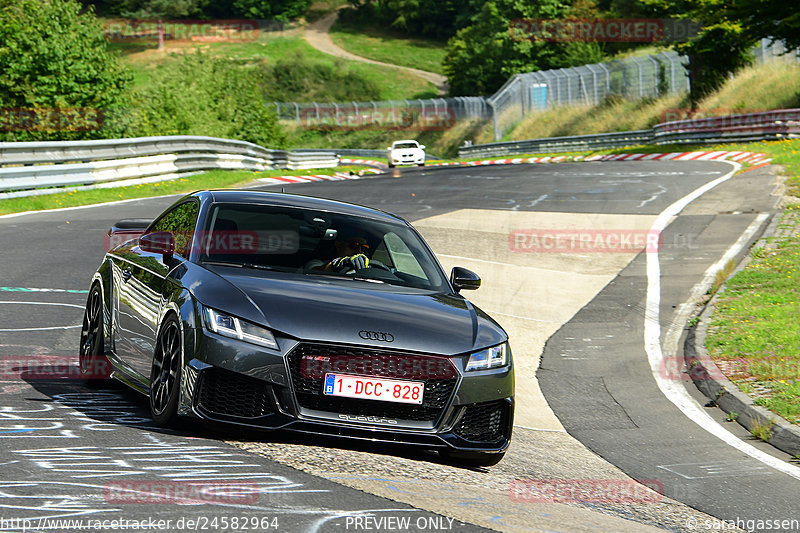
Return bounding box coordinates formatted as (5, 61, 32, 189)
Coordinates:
(638, 184, 668, 208)
(0, 193, 181, 219)
(657, 461, 775, 480)
(1, 287, 88, 294)
(0, 301, 83, 332)
(644, 162, 800, 481)
(528, 194, 548, 208)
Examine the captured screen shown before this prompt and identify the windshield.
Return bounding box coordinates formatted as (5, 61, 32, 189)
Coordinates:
(198, 203, 448, 291)
(393, 142, 419, 149)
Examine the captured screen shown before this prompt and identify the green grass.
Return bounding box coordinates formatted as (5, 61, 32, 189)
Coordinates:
(329, 18, 447, 75)
(0, 167, 364, 216)
(107, 23, 437, 101)
(706, 206, 800, 424)
(710, 139, 800, 196)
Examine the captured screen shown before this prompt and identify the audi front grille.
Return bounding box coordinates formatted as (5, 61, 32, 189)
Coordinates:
(287, 343, 458, 424)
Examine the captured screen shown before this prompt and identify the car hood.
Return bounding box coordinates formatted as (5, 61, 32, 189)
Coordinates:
(197, 268, 506, 355)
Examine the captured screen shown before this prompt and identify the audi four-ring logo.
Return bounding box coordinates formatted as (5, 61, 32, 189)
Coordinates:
(358, 330, 395, 342)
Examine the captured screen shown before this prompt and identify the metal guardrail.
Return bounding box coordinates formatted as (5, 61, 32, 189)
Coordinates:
(293, 148, 388, 159)
(653, 109, 800, 144)
(293, 148, 443, 161)
(459, 130, 654, 158)
(0, 136, 339, 193)
(459, 109, 800, 158)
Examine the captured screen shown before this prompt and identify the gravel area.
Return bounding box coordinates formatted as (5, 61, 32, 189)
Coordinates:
(230, 427, 741, 532)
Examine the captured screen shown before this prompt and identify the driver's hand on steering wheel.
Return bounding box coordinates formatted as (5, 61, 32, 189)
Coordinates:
(329, 253, 370, 272)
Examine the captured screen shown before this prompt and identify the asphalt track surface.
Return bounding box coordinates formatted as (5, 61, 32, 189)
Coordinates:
(0, 160, 796, 532)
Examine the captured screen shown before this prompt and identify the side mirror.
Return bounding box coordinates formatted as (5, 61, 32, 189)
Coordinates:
(110, 218, 151, 233)
(451, 266, 481, 291)
(106, 219, 151, 251)
(140, 231, 175, 258)
(420, 145, 426, 150)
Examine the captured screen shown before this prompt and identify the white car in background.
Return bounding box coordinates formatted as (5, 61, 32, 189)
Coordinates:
(388, 140, 426, 168)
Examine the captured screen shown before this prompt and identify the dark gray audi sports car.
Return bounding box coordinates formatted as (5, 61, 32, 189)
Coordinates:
(80, 190, 514, 466)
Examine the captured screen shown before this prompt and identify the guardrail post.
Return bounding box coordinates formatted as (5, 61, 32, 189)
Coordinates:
(490, 100, 500, 142)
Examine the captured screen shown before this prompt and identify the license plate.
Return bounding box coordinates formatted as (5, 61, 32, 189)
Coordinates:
(323, 373, 424, 405)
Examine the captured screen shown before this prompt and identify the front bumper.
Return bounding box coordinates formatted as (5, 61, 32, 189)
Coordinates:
(180, 331, 514, 452)
(390, 151, 425, 165)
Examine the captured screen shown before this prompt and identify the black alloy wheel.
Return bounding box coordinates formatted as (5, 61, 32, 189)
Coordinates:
(150, 316, 183, 426)
(79, 285, 111, 385)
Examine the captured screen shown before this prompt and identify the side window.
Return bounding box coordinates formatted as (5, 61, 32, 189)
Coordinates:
(150, 202, 199, 258)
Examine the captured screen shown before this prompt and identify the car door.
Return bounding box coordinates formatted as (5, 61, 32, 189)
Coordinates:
(114, 200, 199, 378)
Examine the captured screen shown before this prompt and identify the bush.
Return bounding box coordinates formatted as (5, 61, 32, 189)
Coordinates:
(130, 52, 286, 148)
(262, 52, 382, 102)
(0, 0, 131, 141)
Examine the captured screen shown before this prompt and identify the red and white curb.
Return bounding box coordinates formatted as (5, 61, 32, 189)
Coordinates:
(586, 151, 771, 165)
(427, 151, 771, 168)
(340, 158, 387, 168)
(256, 169, 380, 187)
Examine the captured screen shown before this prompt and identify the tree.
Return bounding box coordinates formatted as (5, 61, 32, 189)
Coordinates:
(642, 0, 757, 107)
(232, 0, 311, 21)
(442, 0, 603, 96)
(725, 0, 800, 50)
(105, 0, 206, 18)
(0, 0, 131, 140)
(344, 0, 481, 40)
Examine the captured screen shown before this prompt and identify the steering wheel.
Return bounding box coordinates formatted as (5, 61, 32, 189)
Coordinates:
(367, 260, 392, 271)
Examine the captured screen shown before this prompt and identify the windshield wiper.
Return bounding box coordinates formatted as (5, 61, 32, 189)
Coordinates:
(202, 260, 279, 271)
(351, 276, 386, 284)
(240, 263, 281, 271)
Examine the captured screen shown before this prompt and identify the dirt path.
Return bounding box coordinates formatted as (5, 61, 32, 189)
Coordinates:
(304, 10, 448, 95)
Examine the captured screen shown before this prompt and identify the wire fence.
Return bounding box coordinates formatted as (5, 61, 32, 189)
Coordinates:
(272, 97, 489, 131)
(487, 51, 689, 140)
(274, 39, 798, 140)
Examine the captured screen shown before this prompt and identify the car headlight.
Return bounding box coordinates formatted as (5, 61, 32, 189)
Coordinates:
(203, 306, 278, 350)
(465, 343, 508, 371)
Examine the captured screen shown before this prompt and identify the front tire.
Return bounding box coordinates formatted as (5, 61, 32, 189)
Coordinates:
(150, 315, 183, 427)
(78, 284, 112, 387)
